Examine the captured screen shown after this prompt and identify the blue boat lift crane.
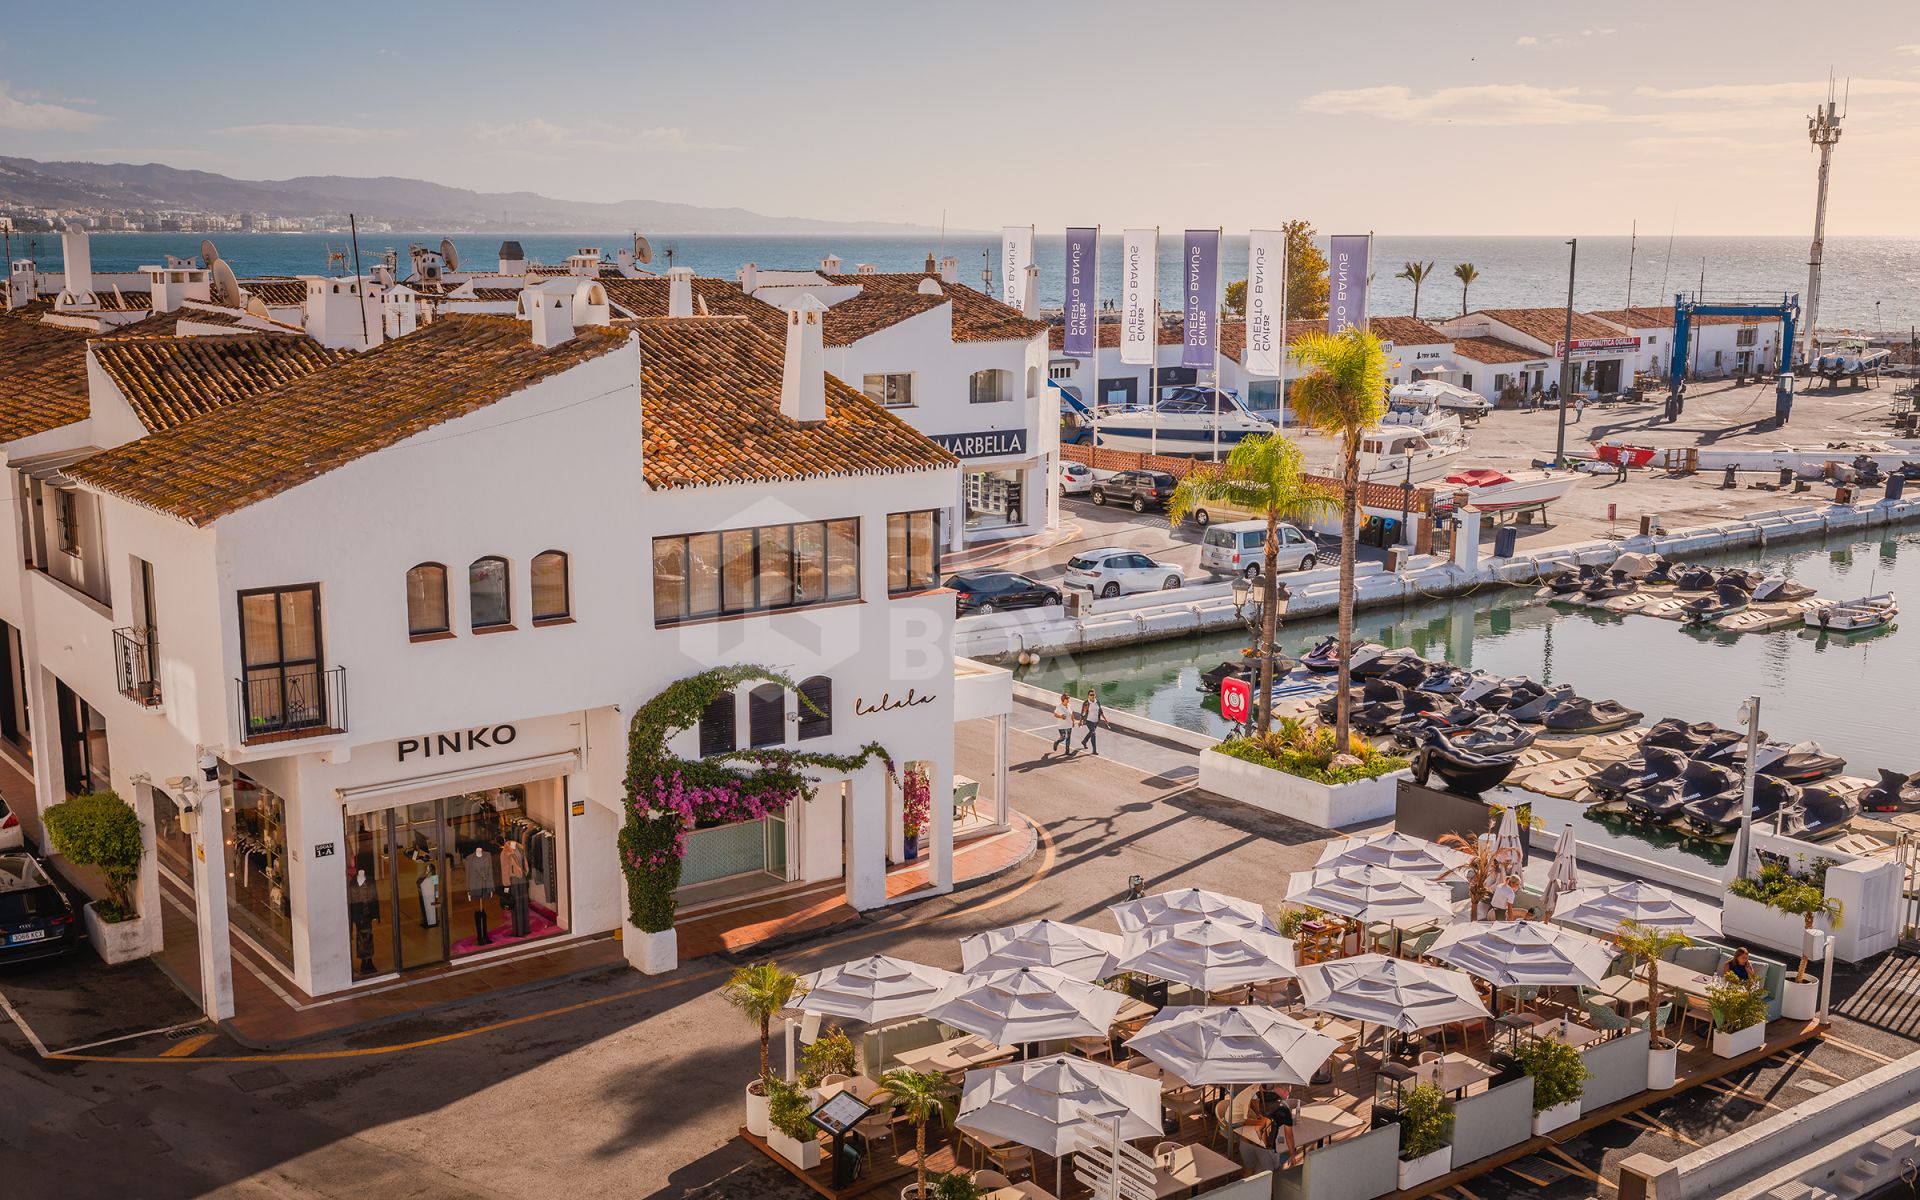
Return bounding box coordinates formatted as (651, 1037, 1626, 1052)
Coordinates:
(1665, 292, 1800, 426)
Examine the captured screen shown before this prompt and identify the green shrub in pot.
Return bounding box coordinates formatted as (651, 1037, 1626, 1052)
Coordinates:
(1397, 1082, 1454, 1160)
(1707, 978, 1770, 1034)
(1513, 1035, 1590, 1114)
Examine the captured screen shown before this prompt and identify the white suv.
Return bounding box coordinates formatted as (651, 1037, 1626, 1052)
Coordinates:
(1058, 461, 1094, 495)
(1063, 548, 1187, 598)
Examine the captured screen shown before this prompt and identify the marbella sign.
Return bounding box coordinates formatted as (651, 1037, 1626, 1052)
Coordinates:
(929, 429, 1027, 459)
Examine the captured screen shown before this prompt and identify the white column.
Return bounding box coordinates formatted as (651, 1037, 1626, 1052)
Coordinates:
(1452, 509, 1483, 573)
(885, 765, 904, 865)
(948, 471, 968, 553)
(993, 714, 1010, 825)
(846, 767, 886, 910)
(930, 759, 954, 893)
(191, 778, 235, 1021)
(25, 666, 62, 823)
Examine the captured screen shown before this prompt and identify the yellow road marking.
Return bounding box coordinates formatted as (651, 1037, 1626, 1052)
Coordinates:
(1767, 1048, 1845, 1082)
(1821, 1035, 1896, 1065)
(160, 1034, 215, 1058)
(50, 820, 1059, 1066)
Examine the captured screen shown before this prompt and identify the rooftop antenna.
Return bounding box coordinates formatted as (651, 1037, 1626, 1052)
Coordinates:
(349, 213, 372, 346)
(1624, 219, 1637, 309)
(440, 237, 461, 273)
(1803, 74, 1845, 363)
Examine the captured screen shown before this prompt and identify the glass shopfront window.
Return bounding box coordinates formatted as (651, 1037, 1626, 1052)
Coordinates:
(964, 468, 1026, 532)
(223, 770, 294, 968)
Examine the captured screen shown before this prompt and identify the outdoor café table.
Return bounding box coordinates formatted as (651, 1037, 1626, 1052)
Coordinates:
(1411, 1052, 1498, 1098)
(892, 1033, 1014, 1075)
(1297, 1015, 1361, 1044)
(1530, 1017, 1607, 1049)
(1602, 960, 1722, 1010)
(1114, 996, 1159, 1027)
(985, 1184, 1057, 1200)
(1238, 1102, 1365, 1154)
(1149, 1142, 1241, 1198)
(817, 1074, 883, 1104)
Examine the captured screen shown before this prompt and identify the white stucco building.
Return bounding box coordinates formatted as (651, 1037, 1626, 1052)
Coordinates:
(0, 234, 1009, 1021)
(1590, 306, 1785, 382)
(1436, 308, 1644, 405)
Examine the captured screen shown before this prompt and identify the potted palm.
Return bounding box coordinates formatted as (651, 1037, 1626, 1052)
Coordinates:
(1395, 1081, 1455, 1188)
(765, 1076, 823, 1169)
(1615, 919, 1692, 1089)
(879, 1067, 957, 1200)
(722, 961, 806, 1138)
(1770, 879, 1841, 1020)
(1708, 978, 1771, 1058)
(1515, 1034, 1590, 1134)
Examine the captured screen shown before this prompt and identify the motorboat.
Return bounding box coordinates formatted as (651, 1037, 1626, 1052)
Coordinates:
(1355, 426, 1469, 485)
(1389, 379, 1490, 418)
(1581, 570, 1639, 601)
(1775, 784, 1862, 840)
(1507, 682, 1575, 724)
(1542, 697, 1644, 734)
(1807, 593, 1897, 633)
(1860, 767, 1920, 813)
(1301, 638, 1386, 674)
(1682, 583, 1750, 624)
(1437, 468, 1580, 515)
(1815, 338, 1893, 381)
(1751, 576, 1818, 604)
(1381, 399, 1465, 442)
(1587, 746, 1691, 801)
(1086, 385, 1280, 455)
(1408, 729, 1518, 797)
(1624, 760, 1740, 824)
(1756, 740, 1846, 784)
(1683, 775, 1799, 837)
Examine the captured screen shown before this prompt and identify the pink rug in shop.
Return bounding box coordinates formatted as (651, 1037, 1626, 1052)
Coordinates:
(453, 901, 562, 955)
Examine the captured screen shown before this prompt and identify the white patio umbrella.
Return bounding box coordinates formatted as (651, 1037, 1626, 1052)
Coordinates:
(1539, 824, 1580, 914)
(1284, 864, 1456, 924)
(1316, 831, 1471, 880)
(1551, 879, 1722, 939)
(960, 919, 1123, 983)
(793, 955, 957, 1024)
(924, 966, 1127, 1046)
(1124, 1005, 1339, 1086)
(1427, 920, 1615, 990)
(1113, 918, 1297, 992)
(958, 1055, 1162, 1195)
(1489, 806, 1526, 870)
(1108, 887, 1278, 935)
(1295, 954, 1490, 1034)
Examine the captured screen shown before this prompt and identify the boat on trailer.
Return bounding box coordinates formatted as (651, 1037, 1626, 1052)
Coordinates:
(1356, 426, 1470, 485)
(1435, 469, 1580, 514)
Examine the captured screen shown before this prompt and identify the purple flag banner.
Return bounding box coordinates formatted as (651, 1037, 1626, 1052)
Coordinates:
(1329, 233, 1372, 334)
(1182, 228, 1220, 369)
(1063, 226, 1098, 358)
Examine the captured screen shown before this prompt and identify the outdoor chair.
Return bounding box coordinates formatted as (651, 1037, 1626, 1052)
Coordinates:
(1166, 1091, 1208, 1139)
(1586, 1003, 1631, 1037)
(853, 1109, 896, 1156)
(1250, 978, 1292, 1006)
(971, 1170, 1012, 1190)
(819, 1073, 853, 1090)
(1647, 1001, 1673, 1038)
(1068, 1034, 1115, 1062)
(985, 1141, 1034, 1180)
(1681, 993, 1715, 1043)
(1403, 929, 1442, 961)
(1211, 1097, 1238, 1151)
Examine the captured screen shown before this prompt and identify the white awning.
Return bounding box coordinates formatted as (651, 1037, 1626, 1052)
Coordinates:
(336, 750, 580, 816)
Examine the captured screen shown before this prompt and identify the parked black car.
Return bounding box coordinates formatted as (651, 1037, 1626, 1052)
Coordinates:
(944, 570, 1062, 615)
(1089, 470, 1178, 513)
(0, 852, 78, 964)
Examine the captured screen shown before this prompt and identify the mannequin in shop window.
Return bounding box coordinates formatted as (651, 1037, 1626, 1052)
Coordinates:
(347, 869, 380, 975)
(418, 861, 439, 928)
(466, 846, 496, 945)
(500, 838, 531, 938)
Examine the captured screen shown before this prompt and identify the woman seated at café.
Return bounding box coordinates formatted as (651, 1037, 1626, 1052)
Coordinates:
(1723, 946, 1755, 984)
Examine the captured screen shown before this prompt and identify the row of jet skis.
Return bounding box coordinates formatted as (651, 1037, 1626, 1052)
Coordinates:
(1544, 555, 1897, 632)
(1200, 640, 1920, 842)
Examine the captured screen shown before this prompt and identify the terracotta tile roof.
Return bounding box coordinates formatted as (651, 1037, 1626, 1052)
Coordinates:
(1590, 306, 1775, 330)
(819, 288, 947, 345)
(1452, 336, 1547, 365)
(1469, 308, 1621, 345)
(67, 316, 628, 526)
(633, 316, 955, 490)
(599, 277, 786, 335)
(91, 335, 347, 432)
(471, 287, 522, 302)
(820, 274, 1047, 343)
(1368, 316, 1452, 346)
(525, 264, 573, 276)
(94, 289, 152, 312)
(239, 279, 311, 306)
(0, 304, 95, 442)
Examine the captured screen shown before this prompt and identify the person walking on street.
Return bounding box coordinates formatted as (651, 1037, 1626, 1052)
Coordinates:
(1050, 691, 1076, 755)
(1079, 688, 1103, 755)
(1574, 394, 1586, 422)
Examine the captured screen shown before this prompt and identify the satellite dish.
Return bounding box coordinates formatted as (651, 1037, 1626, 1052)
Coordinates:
(440, 238, 461, 273)
(245, 296, 271, 320)
(633, 234, 654, 266)
(200, 239, 221, 267)
(211, 259, 242, 308)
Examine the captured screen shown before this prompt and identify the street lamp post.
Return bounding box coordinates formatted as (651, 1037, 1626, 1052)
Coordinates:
(1729, 695, 1761, 883)
(1555, 238, 1578, 468)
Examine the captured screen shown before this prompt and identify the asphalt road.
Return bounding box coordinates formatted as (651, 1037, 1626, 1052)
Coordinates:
(3, 704, 1918, 1199)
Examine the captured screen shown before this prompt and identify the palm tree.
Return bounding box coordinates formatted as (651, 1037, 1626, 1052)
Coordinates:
(722, 961, 805, 1082)
(1169, 434, 1335, 735)
(1453, 262, 1480, 315)
(1396, 261, 1436, 319)
(1289, 328, 1390, 751)
(1435, 829, 1501, 922)
(1774, 881, 1843, 982)
(879, 1068, 957, 1198)
(1615, 920, 1693, 1041)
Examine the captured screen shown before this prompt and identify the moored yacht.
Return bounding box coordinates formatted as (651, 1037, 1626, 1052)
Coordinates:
(1085, 386, 1281, 455)
(1356, 425, 1470, 484)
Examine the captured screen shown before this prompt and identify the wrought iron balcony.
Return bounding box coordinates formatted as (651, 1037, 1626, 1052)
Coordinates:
(235, 665, 347, 745)
(112, 626, 161, 707)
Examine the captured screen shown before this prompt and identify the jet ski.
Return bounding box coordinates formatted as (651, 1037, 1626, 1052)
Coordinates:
(1508, 683, 1575, 724)
(1300, 638, 1385, 674)
(1542, 697, 1645, 734)
(1581, 570, 1639, 601)
(1459, 673, 1511, 705)
(1449, 716, 1539, 756)
(1409, 728, 1518, 798)
(1774, 783, 1861, 840)
(1643, 557, 1679, 585)
(1588, 745, 1691, 801)
(1392, 704, 1488, 747)
(1352, 648, 1423, 681)
(1547, 564, 1599, 595)
(1719, 568, 1764, 593)
(1859, 767, 1920, 813)
(1198, 657, 1295, 695)
(1416, 665, 1474, 695)
(1486, 677, 1546, 714)
(1641, 718, 1735, 756)
(1756, 740, 1845, 784)
(1318, 679, 1413, 732)
(1682, 583, 1750, 624)
(1376, 657, 1436, 689)
(1852, 454, 1886, 487)
(1675, 566, 1720, 591)
(1751, 576, 1817, 604)
(1623, 760, 1740, 824)
(1682, 775, 1798, 837)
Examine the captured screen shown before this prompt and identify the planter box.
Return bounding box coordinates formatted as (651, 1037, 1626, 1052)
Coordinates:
(623, 922, 677, 975)
(1722, 893, 1831, 962)
(1647, 1045, 1678, 1091)
(1713, 1022, 1767, 1059)
(770, 1128, 823, 1170)
(1781, 976, 1819, 1021)
(1532, 1098, 1580, 1136)
(83, 901, 148, 965)
(1398, 1145, 1453, 1189)
(1198, 748, 1407, 829)
(745, 1081, 770, 1139)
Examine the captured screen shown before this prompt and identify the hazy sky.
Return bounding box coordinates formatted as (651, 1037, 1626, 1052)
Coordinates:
(4, 1, 1918, 235)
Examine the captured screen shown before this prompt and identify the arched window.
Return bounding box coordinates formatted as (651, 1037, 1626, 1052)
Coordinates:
(1025, 364, 1040, 398)
(968, 368, 1011, 405)
(406, 562, 449, 637)
(797, 676, 832, 740)
(748, 684, 786, 748)
(469, 556, 511, 630)
(697, 693, 736, 758)
(532, 550, 570, 622)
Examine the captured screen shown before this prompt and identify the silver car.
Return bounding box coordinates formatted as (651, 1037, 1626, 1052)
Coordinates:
(1063, 548, 1186, 598)
(1199, 519, 1319, 578)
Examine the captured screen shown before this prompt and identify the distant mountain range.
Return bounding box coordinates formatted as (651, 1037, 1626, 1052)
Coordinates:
(0, 156, 936, 235)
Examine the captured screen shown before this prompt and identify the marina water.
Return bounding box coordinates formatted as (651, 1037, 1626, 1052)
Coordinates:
(1019, 530, 1920, 871)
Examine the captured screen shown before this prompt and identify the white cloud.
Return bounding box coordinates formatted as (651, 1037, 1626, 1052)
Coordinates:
(218, 123, 405, 143)
(1580, 25, 1616, 37)
(1895, 44, 1920, 56)
(0, 82, 103, 132)
(475, 117, 743, 153)
(1515, 35, 1539, 46)
(1635, 79, 1920, 104)
(1300, 84, 1614, 126)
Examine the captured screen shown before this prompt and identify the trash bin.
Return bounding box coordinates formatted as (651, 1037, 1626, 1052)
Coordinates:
(1835, 485, 1855, 504)
(1779, 467, 1795, 488)
(1494, 526, 1518, 558)
(1888, 475, 1906, 502)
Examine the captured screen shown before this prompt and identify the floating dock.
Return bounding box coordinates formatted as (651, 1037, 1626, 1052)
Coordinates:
(1532, 585, 1831, 634)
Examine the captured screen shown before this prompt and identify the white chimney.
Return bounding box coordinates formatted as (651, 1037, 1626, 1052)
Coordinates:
(6, 259, 37, 311)
(57, 227, 97, 310)
(780, 294, 828, 424)
(1021, 264, 1040, 319)
(939, 256, 959, 284)
(667, 266, 695, 318)
(573, 281, 610, 327)
(917, 277, 943, 296)
(738, 262, 758, 293)
(856, 263, 878, 275)
(820, 254, 842, 274)
(303, 275, 378, 350)
(499, 241, 526, 274)
(528, 289, 574, 348)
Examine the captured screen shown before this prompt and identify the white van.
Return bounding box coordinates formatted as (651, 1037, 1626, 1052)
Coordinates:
(1199, 519, 1320, 578)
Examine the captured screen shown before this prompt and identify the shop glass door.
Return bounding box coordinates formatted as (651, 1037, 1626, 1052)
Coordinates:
(395, 800, 449, 971)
